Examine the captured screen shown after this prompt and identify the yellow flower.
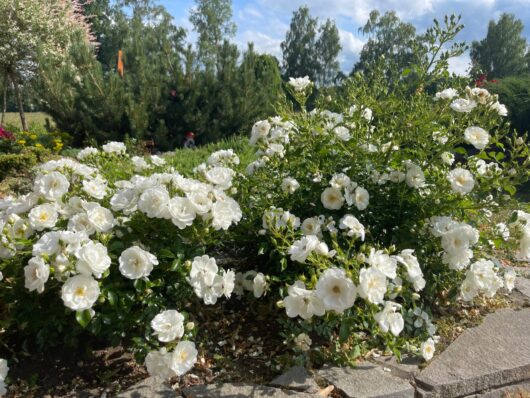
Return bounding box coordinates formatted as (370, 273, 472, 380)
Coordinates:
(17, 139, 26, 145)
(35, 143, 43, 148)
(54, 138, 62, 143)
(30, 134, 37, 140)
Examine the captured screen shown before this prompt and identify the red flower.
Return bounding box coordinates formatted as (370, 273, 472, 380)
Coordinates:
(0, 127, 14, 140)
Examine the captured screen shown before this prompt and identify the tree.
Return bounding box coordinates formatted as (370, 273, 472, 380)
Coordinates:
(316, 19, 342, 86)
(189, 0, 236, 72)
(0, 0, 93, 131)
(471, 13, 529, 79)
(281, 6, 320, 81)
(352, 10, 416, 78)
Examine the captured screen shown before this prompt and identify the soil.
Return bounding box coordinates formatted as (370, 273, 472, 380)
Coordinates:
(4, 301, 285, 397)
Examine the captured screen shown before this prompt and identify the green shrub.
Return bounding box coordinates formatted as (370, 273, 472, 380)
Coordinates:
(487, 75, 530, 135)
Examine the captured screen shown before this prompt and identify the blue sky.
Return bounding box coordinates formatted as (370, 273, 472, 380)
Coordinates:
(159, 0, 530, 75)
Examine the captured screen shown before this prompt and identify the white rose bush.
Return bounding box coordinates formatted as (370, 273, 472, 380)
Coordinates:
(0, 145, 245, 384)
(1, 34, 530, 391)
(234, 73, 530, 365)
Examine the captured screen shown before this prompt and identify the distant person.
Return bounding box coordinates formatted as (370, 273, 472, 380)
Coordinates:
(183, 131, 196, 148)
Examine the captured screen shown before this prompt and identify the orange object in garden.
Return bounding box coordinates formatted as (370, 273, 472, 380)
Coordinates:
(117, 50, 124, 77)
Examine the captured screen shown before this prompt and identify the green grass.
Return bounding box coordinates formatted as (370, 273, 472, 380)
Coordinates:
(165, 134, 255, 175)
(1, 112, 55, 131)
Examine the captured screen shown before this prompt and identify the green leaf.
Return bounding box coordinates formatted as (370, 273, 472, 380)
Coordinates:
(339, 319, 351, 342)
(159, 249, 175, 259)
(504, 184, 516, 196)
(280, 257, 288, 272)
(107, 291, 118, 306)
(76, 310, 93, 328)
(402, 68, 412, 77)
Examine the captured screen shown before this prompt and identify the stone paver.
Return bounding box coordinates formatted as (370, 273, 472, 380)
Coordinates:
(515, 276, 530, 299)
(116, 377, 179, 398)
(182, 383, 314, 397)
(269, 366, 320, 393)
(371, 355, 421, 381)
(317, 364, 414, 398)
(416, 308, 530, 398)
(464, 381, 530, 397)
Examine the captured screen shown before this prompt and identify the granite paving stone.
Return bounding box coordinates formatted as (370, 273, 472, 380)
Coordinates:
(116, 377, 179, 398)
(182, 383, 314, 397)
(269, 366, 320, 393)
(317, 364, 414, 398)
(415, 308, 530, 398)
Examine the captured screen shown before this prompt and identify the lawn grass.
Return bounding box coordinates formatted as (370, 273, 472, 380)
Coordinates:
(1, 112, 55, 131)
(165, 134, 255, 175)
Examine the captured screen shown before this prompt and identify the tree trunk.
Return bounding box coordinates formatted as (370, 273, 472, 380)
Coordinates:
(1, 74, 7, 127)
(9, 72, 28, 131)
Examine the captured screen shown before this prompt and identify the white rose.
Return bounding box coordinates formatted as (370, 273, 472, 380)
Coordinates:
(441, 152, 454, 165)
(151, 310, 185, 342)
(281, 177, 300, 194)
(77, 147, 98, 160)
(205, 167, 234, 190)
(167, 197, 196, 229)
(339, 215, 365, 240)
(464, 126, 490, 150)
(447, 168, 475, 195)
(28, 203, 59, 231)
(250, 120, 271, 145)
(138, 187, 170, 218)
(366, 248, 397, 279)
(315, 268, 356, 313)
(34, 171, 70, 201)
(321, 187, 344, 210)
(61, 274, 100, 311)
(284, 281, 325, 320)
(333, 126, 350, 141)
(169, 341, 198, 376)
(406, 164, 426, 188)
(450, 98, 477, 113)
(490, 101, 508, 117)
(110, 188, 138, 215)
(358, 267, 387, 304)
(211, 198, 242, 230)
(24, 257, 50, 293)
(75, 241, 111, 278)
(374, 301, 404, 336)
(82, 177, 108, 200)
(353, 186, 369, 210)
(253, 272, 267, 298)
(434, 88, 458, 100)
(84, 202, 114, 232)
(150, 155, 166, 166)
(119, 246, 159, 279)
(288, 76, 311, 92)
(145, 348, 173, 379)
(288, 235, 320, 263)
(102, 141, 126, 154)
(421, 338, 436, 361)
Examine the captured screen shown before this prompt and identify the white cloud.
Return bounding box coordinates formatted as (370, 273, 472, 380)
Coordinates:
(237, 30, 284, 58)
(448, 53, 470, 76)
(338, 29, 366, 70)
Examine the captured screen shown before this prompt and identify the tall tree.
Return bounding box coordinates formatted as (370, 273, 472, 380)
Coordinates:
(316, 19, 342, 86)
(189, 0, 236, 72)
(470, 13, 529, 78)
(352, 10, 416, 77)
(0, 0, 93, 130)
(281, 6, 320, 81)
